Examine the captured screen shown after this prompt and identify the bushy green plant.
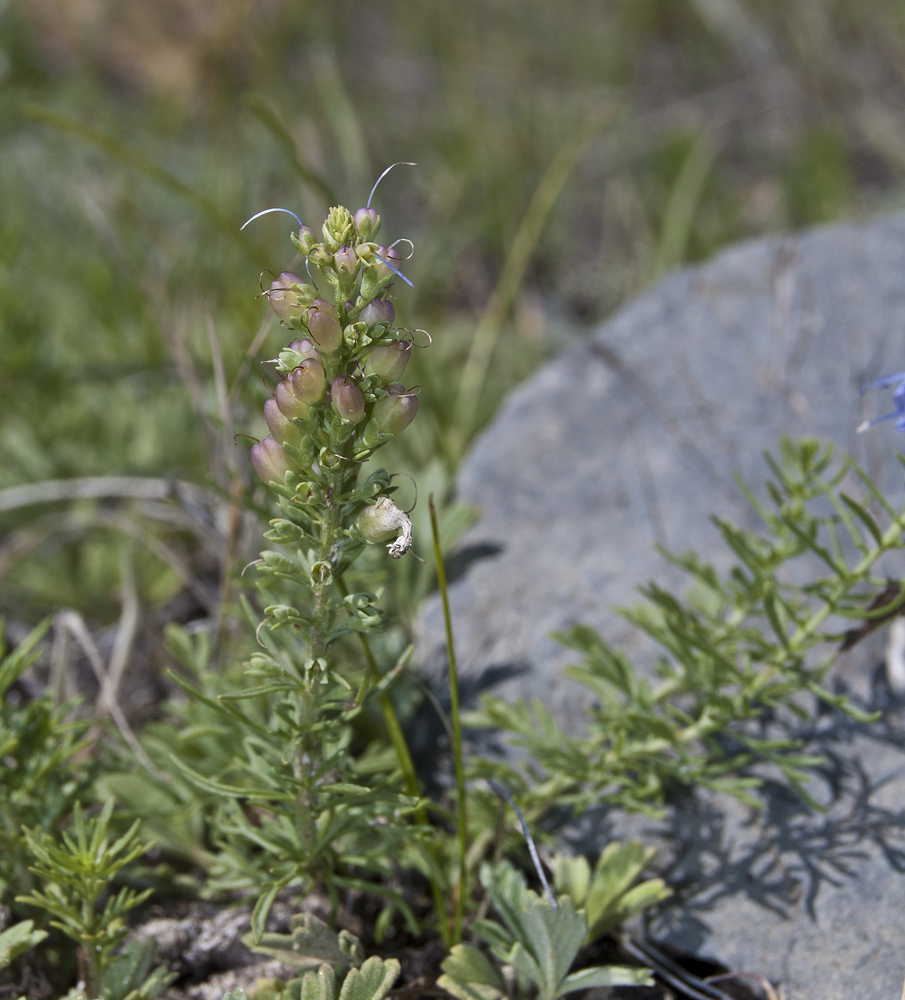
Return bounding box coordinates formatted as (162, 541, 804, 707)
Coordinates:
(438, 861, 651, 1000)
(468, 439, 894, 819)
(0, 619, 95, 902)
(16, 800, 154, 996)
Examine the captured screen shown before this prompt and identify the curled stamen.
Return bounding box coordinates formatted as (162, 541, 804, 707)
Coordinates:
(374, 251, 415, 288)
(367, 161, 418, 209)
(390, 471, 418, 515)
(389, 238, 415, 259)
(410, 328, 433, 348)
(240, 207, 304, 231)
(303, 248, 320, 287)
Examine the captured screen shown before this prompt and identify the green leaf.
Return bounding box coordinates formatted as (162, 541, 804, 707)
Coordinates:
(439, 944, 506, 1000)
(244, 913, 362, 969)
(337, 956, 400, 1000)
(250, 884, 282, 944)
(0, 921, 48, 970)
(558, 965, 653, 994)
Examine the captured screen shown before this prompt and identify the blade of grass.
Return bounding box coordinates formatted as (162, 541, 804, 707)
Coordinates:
(25, 105, 265, 263)
(429, 493, 467, 945)
(452, 112, 612, 449)
(311, 46, 370, 199)
(243, 95, 339, 206)
(650, 132, 718, 279)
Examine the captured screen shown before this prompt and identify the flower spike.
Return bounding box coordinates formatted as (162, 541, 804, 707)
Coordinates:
(240, 207, 305, 231)
(858, 371, 905, 433)
(367, 161, 418, 209)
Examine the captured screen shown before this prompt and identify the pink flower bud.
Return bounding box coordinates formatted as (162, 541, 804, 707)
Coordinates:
(334, 247, 359, 275)
(373, 384, 418, 434)
(264, 398, 302, 447)
(268, 271, 310, 324)
(305, 298, 343, 353)
(372, 246, 402, 281)
(275, 358, 325, 419)
(364, 340, 411, 382)
(360, 298, 395, 327)
(331, 375, 365, 424)
(353, 207, 379, 240)
(251, 436, 293, 484)
(287, 339, 320, 361)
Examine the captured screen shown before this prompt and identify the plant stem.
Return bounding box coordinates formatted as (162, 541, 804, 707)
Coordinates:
(334, 572, 452, 946)
(429, 494, 468, 944)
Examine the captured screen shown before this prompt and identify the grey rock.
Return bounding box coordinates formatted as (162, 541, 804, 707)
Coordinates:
(416, 214, 905, 999)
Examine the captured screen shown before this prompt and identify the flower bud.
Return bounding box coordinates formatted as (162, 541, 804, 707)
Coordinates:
(264, 398, 302, 447)
(287, 339, 320, 361)
(268, 271, 311, 324)
(334, 247, 358, 276)
(323, 206, 354, 251)
(251, 436, 293, 484)
(297, 226, 317, 253)
(305, 298, 343, 353)
(372, 246, 402, 281)
(331, 375, 365, 424)
(360, 298, 395, 328)
(353, 207, 379, 240)
(364, 339, 411, 382)
(275, 358, 325, 419)
(373, 384, 418, 434)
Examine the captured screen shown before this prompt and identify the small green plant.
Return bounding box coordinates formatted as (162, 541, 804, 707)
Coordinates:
(230, 955, 400, 1000)
(239, 914, 401, 1000)
(16, 800, 153, 997)
(0, 619, 95, 902)
(166, 176, 455, 942)
(553, 844, 671, 944)
(93, 940, 176, 1000)
(438, 861, 651, 1000)
(242, 911, 365, 970)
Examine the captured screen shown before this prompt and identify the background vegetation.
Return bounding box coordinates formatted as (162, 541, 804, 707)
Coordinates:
(2, 0, 905, 706)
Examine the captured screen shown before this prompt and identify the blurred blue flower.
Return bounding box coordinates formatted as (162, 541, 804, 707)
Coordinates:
(858, 371, 905, 432)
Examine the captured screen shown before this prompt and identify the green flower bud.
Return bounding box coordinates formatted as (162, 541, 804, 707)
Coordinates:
(331, 375, 365, 424)
(360, 298, 395, 327)
(251, 436, 293, 484)
(353, 207, 380, 241)
(364, 339, 411, 382)
(305, 298, 343, 353)
(297, 226, 317, 253)
(264, 398, 302, 447)
(373, 384, 418, 434)
(323, 206, 354, 252)
(275, 358, 325, 419)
